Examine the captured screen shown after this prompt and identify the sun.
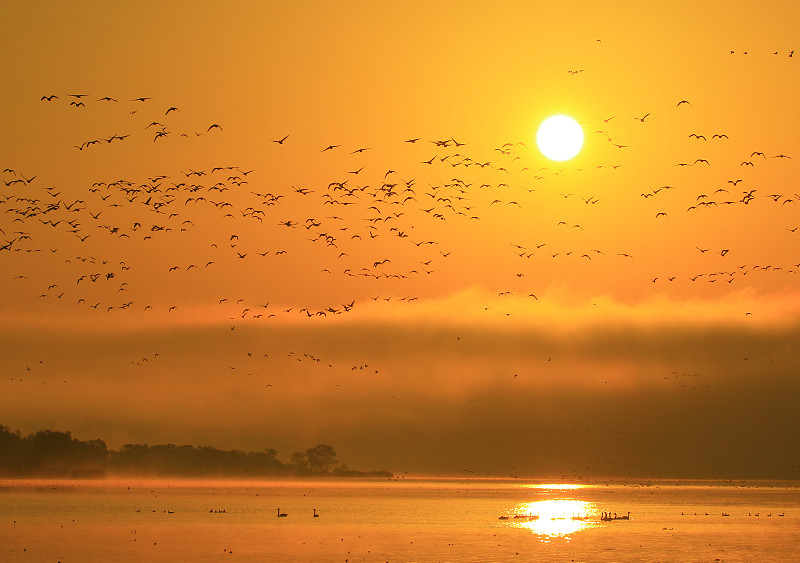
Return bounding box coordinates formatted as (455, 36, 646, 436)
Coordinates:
(536, 115, 584, 161)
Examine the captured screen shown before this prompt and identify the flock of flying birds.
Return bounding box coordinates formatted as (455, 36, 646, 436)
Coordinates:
(1, 47, 797, 393)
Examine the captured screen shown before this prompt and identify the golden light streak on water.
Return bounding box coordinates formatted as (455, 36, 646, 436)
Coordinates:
(502, 499, 598, 537)
(522, 483, 587, 490)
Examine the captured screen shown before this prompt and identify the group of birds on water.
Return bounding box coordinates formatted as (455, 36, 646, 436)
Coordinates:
(681, 510, 785, 517)
(498, 510, 630, 522)
(274, 508, 319, 518)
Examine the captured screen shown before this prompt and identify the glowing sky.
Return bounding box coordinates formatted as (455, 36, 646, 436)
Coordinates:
(1, 1, 799, 479)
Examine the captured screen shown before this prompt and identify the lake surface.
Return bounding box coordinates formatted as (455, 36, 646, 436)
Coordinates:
(1, 477, 798, 562)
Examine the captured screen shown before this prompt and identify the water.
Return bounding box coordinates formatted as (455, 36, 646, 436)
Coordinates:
(1, 478, 798, 562)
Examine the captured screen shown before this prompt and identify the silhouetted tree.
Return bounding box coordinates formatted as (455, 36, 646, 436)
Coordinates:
(0, 424, 390, 478)
(290, 451, 310, 473)
(0, 426, 29, 475)
(28, 429, 108, 476)
(0, 427, 108, 477)
(293, 444, 339, 473)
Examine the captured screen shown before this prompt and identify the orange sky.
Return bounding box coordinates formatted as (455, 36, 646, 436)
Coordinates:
(1, 1, 799, 479)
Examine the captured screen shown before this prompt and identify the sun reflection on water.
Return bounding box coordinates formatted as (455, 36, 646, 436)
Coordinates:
(500, 498, 597, 538)
(522, 483, 587, 491)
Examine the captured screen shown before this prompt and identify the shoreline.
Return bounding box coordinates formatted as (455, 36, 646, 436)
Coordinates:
(2, 475, 799, 490)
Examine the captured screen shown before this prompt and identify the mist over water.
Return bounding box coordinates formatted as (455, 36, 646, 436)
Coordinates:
(3, 478, 798, 562)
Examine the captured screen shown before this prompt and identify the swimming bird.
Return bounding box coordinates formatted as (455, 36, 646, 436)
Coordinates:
(277, 509, 288, 517)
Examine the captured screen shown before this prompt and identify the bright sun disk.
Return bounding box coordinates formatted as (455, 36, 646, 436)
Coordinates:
(536, 115, 584, 161)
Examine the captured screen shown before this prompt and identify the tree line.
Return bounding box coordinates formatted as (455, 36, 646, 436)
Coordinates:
(0, 425, 392, 478)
